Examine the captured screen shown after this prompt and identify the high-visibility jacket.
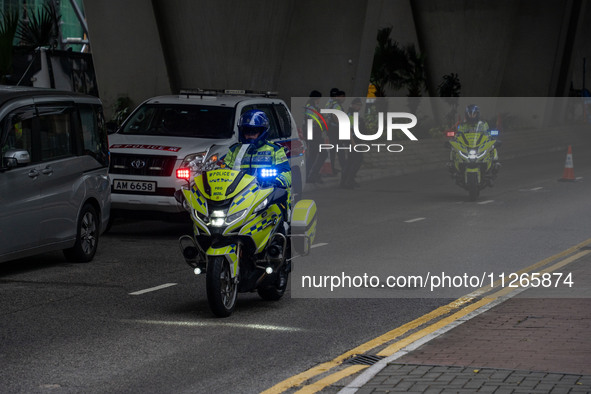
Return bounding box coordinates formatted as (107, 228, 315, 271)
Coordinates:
(224, 141, 291, 189)
(324, 98, 343, 127)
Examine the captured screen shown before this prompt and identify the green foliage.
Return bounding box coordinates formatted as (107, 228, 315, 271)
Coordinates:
(437, 73, 462, 127)
(370, 27, 426, 100)
(16, 2, 61, 49)
(0, 9, 19, 83)
(401, 43, 426, 98)
(437, 73, 461, 98)
(370, 27, 407, 97)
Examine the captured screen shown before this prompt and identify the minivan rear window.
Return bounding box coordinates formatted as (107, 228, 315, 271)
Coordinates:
(120, 104, 234, 139)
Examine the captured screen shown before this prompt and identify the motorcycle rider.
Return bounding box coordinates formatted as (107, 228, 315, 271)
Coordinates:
(223, 109, 292, 287)
(457, 104, 488, 134)
(449, 104, 500, 174)
(223, 109, 292, 221)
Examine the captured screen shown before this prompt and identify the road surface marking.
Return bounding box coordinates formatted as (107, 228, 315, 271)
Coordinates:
(477, 200, 494, 205)
(311, 243, 328, 249)
(340, 245, 591, 394)
(530, 187, 543, 191)
(129, 283, 177, 295)
(266, 237, 591, 394)
(294, 365, 368, 394)
(119, 319, 306, 332)
(260, 295, 476, 394)
(404, 217, 425, 223)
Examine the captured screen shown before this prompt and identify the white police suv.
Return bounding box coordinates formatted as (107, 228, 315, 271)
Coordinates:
(108, 89, 306, 220)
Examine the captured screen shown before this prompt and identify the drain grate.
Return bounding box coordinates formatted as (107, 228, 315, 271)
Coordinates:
(345, 354, 385, 366)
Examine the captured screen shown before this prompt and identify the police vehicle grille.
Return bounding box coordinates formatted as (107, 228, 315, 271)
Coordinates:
(109, 153, 177, 176)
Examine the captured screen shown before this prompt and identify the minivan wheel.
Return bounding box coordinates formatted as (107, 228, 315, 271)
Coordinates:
(63, 204, 99, 263)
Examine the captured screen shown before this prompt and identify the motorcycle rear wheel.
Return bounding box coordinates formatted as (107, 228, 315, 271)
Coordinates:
(206, 256, 238, 317)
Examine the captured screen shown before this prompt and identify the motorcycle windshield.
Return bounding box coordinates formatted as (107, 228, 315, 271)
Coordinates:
(196, 169, 256, 201)
(457, 132, 489, 148)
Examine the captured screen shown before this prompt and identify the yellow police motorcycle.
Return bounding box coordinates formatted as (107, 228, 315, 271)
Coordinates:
(447, 129, 501, 201)
(175, 166, 316, 317)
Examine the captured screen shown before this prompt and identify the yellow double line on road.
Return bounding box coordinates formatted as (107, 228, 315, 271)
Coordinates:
(262, 237, 591, 394)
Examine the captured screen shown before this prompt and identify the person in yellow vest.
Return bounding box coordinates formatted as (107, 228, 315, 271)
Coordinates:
(451, 104, 500, 174)
(304, 90, 327, 184)
(341, 98, 364, 188)
(223, 109, 292, 220)
(324, 88, 347, 175)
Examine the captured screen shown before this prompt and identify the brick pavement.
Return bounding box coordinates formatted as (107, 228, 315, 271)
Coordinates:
(356, 364, 591, 393)
(397, 298, 591, 376)
(345, 255, 591, 393)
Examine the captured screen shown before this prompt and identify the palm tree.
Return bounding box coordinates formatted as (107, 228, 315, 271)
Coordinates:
(401, 44, 426, 98)
(370, 27, 407, 97)
(16, 2, 61, 49)
(0, 10, 19, 83)
(437, 73, 462, 126)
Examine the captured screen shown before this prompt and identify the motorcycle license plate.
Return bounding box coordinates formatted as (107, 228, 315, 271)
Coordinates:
(113, 179, 156, 192)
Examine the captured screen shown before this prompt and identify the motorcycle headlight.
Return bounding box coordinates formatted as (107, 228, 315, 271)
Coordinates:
(208, 210, 226, 227)
(193, 209, 209, 224)
(253, 197, 269, 214)
(211, 218, 225, 227)
(468, 149, 477, 160)
(226, 209, 246, 225)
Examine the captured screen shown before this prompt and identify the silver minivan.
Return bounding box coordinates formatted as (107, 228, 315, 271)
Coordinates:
(0, 86, 110, 263)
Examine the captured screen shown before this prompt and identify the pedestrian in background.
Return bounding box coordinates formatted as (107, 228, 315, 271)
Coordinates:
(340, 97, 364, 188)
(325, 88, 347, 176)
(303, 90, 326, 184)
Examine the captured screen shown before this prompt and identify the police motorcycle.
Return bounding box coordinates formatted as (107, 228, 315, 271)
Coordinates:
(174, 146, 317, 317)
(446, 122, 501, 201)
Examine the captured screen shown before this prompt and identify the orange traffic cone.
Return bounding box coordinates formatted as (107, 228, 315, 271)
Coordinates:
(559, 145, 576, 181)
(319, 158, 333, 175)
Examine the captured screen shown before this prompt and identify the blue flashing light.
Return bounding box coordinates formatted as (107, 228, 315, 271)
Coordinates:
(490, 129, 499, 136)
(260, 168, 278, 178)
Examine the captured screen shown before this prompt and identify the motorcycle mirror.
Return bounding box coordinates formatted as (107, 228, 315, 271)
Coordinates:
(174, 189, 184, 204)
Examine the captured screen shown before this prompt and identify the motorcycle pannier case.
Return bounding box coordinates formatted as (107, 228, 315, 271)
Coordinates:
(291, 199, 317, 255)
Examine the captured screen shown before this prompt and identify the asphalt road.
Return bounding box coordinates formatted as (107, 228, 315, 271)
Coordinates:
(1, 145, 590, 393)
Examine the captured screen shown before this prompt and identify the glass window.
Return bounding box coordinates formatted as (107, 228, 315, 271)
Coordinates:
(79, 105, 109, 166)
(273, 104, 293, 138)
(1, 106, 35, 162)
(120, 104, 234, 139)
(37, 105, 75, 161)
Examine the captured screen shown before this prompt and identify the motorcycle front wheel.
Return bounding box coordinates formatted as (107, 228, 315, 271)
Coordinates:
(206, 256, 238, 317)
(467, 172, 480, 201)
